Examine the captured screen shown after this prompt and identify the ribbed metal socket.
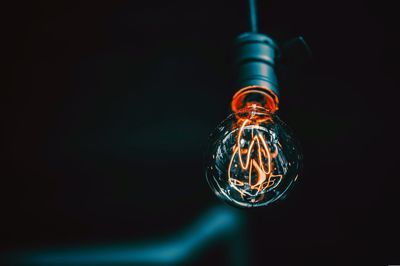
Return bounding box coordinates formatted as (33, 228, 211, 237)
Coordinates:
(234, 32, 280, 97)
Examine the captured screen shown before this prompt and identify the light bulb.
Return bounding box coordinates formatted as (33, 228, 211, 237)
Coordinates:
(205, 32, 304, 208)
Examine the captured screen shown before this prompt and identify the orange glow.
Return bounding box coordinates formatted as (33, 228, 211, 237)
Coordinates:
(228, 117, 282, 201)
(231, 86, 279, 114)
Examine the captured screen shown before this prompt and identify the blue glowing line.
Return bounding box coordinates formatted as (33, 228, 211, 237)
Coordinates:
(14, 205, 245, 265)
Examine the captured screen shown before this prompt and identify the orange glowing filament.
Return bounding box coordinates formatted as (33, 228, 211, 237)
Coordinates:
(228, 118, 282, 201)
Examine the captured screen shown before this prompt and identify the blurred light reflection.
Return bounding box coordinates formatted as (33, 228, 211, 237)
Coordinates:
(10, 205, 247, 265)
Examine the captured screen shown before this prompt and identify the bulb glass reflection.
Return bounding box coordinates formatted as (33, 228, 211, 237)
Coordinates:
(205, 106, 302, 208)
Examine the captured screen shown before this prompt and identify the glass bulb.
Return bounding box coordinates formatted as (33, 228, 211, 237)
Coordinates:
(205, 106, 302, 208)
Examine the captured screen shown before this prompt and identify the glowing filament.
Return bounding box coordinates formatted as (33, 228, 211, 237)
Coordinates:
(228, 119, 282, 201)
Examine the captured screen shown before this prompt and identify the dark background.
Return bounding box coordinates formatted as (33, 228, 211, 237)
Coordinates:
(2, 0, 399, 265)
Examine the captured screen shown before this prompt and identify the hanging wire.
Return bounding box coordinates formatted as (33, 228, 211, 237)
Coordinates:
(248, 0, 258, 32)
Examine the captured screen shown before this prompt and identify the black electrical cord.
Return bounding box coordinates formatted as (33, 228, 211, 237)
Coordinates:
(249, 0, 258, 32)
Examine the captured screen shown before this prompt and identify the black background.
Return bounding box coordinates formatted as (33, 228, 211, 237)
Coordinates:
(2, 0, 399, 265)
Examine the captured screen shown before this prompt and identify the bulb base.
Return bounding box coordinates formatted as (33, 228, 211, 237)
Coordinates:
(233, 33, 280, 113)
